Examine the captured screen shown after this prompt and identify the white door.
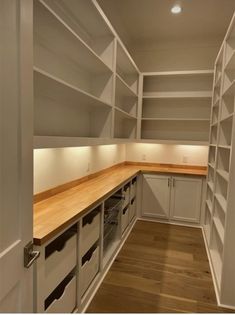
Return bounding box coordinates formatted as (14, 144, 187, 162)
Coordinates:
(0, 0, 34, 312)
(142, 174, 170, 219)
(170, 176, 202, 223)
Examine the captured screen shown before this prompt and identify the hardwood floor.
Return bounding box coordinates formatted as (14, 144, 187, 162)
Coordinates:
(87, 220, 232, 313)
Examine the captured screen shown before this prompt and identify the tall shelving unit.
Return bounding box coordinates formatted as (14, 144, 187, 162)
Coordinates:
(203, 12, 235, 309)
(33, 0, 140, 148)
(139, 71, 213, 144)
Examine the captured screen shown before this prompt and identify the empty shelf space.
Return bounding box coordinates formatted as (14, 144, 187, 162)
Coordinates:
(222, 79, 235, 96)
(143, 72, 213, 100)
(217, 169, 229, 182)
(41, 0, 115, 70)
(215, 193, 227, 213)
(208, 146, 216, 166)
(143, 91, 212, 99)
(221, 94, 235, 120)
(207, 181, 214, 192)
(34, 0, 113, 90)
(114, 109, 137, 139)
(116, 73, 138, 97)
(141, 120, 210, 142)
(206, 200, 213, 214)
(115, 76, 138, 117)
(210, 125, 218, 145)
(220, 112, 234, 123)
(34, 68, 112, 108)
(218, 115, 233, 146)
(141, 98, 211, 120)
(224, 49, 235, 71)
(116, 42, 139, 94)
(213, 217, 224, 244)
(215, 174, 228, 206)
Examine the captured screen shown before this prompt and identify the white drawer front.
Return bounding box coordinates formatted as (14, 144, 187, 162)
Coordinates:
(123, 187, 130, 209)
(81, 246, 99, 296)
(129, 199, 136, 222)
(130, 181, 137, 200)
(45, 276, 76, 313)
(45, 234, 77, 296)
(81, 212, 100, 256)
(121, 207, 129, 234)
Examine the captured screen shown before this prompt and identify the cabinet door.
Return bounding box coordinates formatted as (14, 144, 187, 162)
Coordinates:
(170, 176, 202, 223)
(142, 174, 170, 219)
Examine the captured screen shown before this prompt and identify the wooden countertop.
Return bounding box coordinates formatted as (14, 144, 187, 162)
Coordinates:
(33, 164, 207, 245)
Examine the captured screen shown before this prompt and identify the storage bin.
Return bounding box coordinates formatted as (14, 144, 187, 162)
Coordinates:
(81, 207, 101, 256)
(45, 274, 76, 313)
(121, 206, 129, 234)
(81, 245, 100, 296)
(44, 228, 77, 296)
(129, 197, 136, 222)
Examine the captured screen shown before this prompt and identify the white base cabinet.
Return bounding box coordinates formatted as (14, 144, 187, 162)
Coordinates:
(142, 175, 170, 219)
(142, 174, 203, 224)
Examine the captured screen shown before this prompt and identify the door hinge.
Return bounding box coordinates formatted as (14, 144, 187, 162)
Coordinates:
(24, 241, 40, 268)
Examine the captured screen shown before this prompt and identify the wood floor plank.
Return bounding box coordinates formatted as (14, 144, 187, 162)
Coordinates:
(87, 221, 232, 313)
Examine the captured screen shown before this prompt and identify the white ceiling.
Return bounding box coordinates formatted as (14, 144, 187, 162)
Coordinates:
(97, 0, 235, 46)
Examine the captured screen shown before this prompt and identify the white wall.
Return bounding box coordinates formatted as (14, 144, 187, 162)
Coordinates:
(126, 143, 208, 166)
(34, 144, 126, 194)
(34, 143, 208, 194)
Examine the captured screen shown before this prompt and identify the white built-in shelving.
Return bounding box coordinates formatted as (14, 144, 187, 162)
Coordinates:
(33, 0, 140, 148)
(140, 70, 213, 144)
(203, 12, 235, 309)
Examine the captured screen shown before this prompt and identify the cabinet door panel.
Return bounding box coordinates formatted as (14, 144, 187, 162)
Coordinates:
(142, 175, 170, 218)
(170, 177, 202, 223)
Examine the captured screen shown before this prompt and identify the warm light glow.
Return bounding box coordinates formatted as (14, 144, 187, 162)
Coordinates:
(171, 5, 182, 14)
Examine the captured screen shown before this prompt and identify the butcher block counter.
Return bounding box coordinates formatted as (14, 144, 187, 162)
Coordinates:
(33, 163, 207, 245)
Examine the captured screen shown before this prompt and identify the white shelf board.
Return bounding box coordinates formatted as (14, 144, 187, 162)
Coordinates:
(218, 145, 231, 150)
(222, 79, 235, 96)
(114, 107, 137, 120)
(220, 112, 234, 123)
(34, 67, 112, 109)
(217, 169, 229, 182)
(116, 73, 138, 97)
(224, 49, 235, 71)
(214, 73, 222, 88)
(208, 181, 214, 192)
(213, 217, 225, 245)
(141, 118, 210, 122)
(37, 0, 113, 74)
(210, 248, 222, 287)
(208, 162, 215, 169)
(34, 136, 129, 149)
(142, 70, 214, 76)
(143, 91, 212, 99)
(135, 139, 209, 146)
(206, 199, 213, 214)
(215, 193, 227, 213)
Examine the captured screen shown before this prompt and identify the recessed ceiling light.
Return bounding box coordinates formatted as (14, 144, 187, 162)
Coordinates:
(171, 5, 182, 14)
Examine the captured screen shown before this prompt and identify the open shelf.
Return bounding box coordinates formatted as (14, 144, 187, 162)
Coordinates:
(210, 125, 218, 145)
(115, 75, 138, 117)
(221, 93, 235, 120)
(116, 42, 139, 94)
(208, 145, 216, 166)
(142, 97, 211, 120)
(141, 120, 209, 142)
(217, 146, 231, 174)
(215, 173, 228, 207)
(34, 0, 113, 102)
(214, 193, 227, 214)
(218, 115, 233, 146)
(204, 205, 212, 244)
(210, 223, 223, 287)
(206, 187, 213, 213)
(143, 91, 212, 99)
(212, 106, 219, 125)
(34, 70, 112, 138)
(213, 199, 225, 244)
(114, 108, 137, 139)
